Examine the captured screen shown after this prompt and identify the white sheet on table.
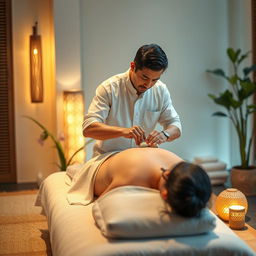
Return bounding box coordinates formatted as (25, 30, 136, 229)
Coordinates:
(36, 172, 255, 256)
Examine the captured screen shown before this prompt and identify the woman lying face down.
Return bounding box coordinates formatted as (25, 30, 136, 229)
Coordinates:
(94, 147, 212, 217)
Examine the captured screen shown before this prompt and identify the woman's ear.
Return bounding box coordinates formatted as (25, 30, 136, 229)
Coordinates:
(160, 189, 168, 200)
(130, 62, 135, 71)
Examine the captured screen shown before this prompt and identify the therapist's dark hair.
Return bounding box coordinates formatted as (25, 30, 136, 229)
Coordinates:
(134, 44, 168, 72)
(165, 162, 212, 218)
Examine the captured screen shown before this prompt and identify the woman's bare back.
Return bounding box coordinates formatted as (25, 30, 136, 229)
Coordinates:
(94, 147, 182, 196)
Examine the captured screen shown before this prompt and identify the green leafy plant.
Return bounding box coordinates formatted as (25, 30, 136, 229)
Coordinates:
(25, 116, 93, 171)
(207, 48, 256, 169)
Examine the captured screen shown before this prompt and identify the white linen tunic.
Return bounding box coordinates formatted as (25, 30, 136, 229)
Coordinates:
(83, 70, 181, 157)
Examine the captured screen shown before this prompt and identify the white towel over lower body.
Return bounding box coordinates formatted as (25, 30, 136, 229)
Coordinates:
(66, 151, 118, 205)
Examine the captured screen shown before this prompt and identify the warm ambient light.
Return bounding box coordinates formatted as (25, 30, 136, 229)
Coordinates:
(229, 205, 246, 230)
(63, 90, 85, 163)
(30, 22, 43, 103)
(215, 188, 248, 221)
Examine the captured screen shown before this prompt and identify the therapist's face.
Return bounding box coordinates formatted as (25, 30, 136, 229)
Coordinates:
(129, 62, 164, 95)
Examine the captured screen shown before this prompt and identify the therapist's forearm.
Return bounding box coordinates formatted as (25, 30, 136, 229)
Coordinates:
(83, 122, 125, 140)
(165, 125, 181, 142)
(83, 122, 146, 145)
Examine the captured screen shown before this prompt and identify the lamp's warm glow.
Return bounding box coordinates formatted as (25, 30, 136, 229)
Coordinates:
(215, 188, 248, 221)
(229, 205, 245, 211)
(229, 205, 246, 229)
(30, 22, 43, 103)
(63, 90, 85, 163)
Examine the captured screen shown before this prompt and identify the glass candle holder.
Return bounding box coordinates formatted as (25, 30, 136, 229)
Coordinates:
(229, 205, 245, 230)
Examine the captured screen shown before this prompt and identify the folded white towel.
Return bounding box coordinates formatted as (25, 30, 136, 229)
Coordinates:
(211, 178, 228, 186)
(66, 151, 118, 206)
(207, 170, 229, 179)
(199, 161, 227, 172)
(66, 163, 83, 186)
(193, 156, 218, 164)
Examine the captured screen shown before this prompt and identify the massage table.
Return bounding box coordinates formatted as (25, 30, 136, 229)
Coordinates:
(36, 172, 255, 256)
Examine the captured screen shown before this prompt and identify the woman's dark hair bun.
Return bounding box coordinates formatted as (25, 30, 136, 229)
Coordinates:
(165, 162, 212, 218)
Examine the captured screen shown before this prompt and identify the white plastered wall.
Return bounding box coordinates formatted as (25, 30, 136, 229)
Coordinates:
(54, 0, 82, 138)
(13, 0, 251, 182)
(79, 0, 234, 163)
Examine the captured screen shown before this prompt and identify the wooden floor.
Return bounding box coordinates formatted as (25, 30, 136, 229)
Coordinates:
(0, 182, 38, 192)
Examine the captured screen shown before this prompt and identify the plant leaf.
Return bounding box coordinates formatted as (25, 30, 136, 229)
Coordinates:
(238, 81, 256, 100)
(209, 92, 240, 109)
(210, 90, 232, 110)
(66, 138, 94, 167)
(208, 93, 217, 100)
(206, 69, 227, 79)
(248, 104, 256, 110)
(243, 64, 256, 77)
(40, 131, 48, 141)
(247, 104, 256, 114)
(248, 110, 256, 114)
(227, 48, 240, 63)
(234, 49, 241, 62)
(54, 140, 67, 171)
(238, 51, 251, 65)
(212, 111, 228, 117)
(228, 75, 239, 85)
(24, 116, 49, 131)
(24, 115, 67, 171)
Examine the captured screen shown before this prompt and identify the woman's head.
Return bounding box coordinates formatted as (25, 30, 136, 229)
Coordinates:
(162, 162, 212, 218)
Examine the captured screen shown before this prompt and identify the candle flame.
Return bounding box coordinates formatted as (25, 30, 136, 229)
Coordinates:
(229, 205, 245, 211)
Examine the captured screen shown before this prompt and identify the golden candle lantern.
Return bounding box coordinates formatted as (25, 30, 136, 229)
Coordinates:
(229, 205, 245, 230)
(215, 188, 248, 221)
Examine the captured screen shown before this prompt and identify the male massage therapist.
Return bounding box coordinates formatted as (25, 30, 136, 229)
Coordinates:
(83, 44, 182, 157)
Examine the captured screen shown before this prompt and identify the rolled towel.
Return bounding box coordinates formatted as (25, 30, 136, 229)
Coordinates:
(211, 177, 228, 186)
(194, 156, 218, 164)
(200, 161, 227, 172)
(207, 170, 229, 179)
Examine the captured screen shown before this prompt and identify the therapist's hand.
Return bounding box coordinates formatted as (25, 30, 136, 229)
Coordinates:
(122, 126, 146, 145)
(146, 130, 167, 147)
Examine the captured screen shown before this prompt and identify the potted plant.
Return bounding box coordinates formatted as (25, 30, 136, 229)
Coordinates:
(207, 47, 256, 196)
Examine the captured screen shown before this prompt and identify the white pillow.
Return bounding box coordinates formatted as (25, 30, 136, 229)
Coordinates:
(92, 186, 216, 239)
